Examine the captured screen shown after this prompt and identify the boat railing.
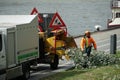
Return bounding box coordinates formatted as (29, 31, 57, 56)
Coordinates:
(111, 0, 120, 8)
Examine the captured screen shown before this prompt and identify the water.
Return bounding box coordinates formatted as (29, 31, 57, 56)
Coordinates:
(0, 0, 112, 36)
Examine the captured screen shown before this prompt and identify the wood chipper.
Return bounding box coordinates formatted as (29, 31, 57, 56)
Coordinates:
(38, 29, 77, 69)
(31, 8, 77, 69)
(39, 30, 77, 69)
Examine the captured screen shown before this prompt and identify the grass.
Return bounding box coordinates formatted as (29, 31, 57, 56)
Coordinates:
(40, 65, 120, 80)
(115, 51, 120, 58)
(40, 51, 120, 80)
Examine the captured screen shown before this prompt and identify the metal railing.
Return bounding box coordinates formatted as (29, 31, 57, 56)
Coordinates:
(111, 0, 120, 8)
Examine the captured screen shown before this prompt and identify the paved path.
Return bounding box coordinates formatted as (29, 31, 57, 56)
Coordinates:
(75, 28, 120, 53)
(29, 60, 74, 80)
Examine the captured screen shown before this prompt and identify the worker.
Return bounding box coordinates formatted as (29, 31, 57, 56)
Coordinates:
(80, 31, 97, 57)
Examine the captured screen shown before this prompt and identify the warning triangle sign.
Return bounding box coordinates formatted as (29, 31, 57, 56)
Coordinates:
(49, 12, 66, 29)
(30, 7, 43, 23)
(30, 8, 43, 32)
(30, 7, 39, 15)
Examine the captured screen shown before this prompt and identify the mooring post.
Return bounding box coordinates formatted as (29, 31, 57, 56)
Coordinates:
(110, 34, 117, 54)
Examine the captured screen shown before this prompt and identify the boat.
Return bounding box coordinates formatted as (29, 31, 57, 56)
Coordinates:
(108, 0, 120, 28)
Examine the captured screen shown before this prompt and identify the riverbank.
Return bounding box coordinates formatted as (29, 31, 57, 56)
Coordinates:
(73, 27, 120, 38)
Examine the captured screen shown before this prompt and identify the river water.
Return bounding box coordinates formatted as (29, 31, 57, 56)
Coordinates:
(0, 0, 112, 36)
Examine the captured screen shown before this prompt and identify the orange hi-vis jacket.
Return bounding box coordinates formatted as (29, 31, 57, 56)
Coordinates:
(80, 37, 97, 51)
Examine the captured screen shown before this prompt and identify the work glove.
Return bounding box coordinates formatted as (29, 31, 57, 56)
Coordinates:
(93, 48, 97, 51)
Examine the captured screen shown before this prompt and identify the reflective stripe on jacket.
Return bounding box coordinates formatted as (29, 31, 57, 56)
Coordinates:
(80, 37, 97, 51)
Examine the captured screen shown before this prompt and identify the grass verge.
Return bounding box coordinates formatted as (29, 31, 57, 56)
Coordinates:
(40, 65, 120, 80)
(40, 51, 120, 80)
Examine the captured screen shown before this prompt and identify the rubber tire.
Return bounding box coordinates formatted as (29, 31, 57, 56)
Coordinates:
(50, 54, 59, 70)
(22, 70, 30, 80)
(22, 63, 30, 80)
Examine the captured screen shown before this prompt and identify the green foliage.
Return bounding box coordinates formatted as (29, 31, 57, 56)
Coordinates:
(115, 51, 120, 58)
(67, 48, 120, 69)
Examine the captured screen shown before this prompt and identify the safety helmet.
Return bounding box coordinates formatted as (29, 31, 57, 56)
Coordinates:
(85, 31, 90, 35)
